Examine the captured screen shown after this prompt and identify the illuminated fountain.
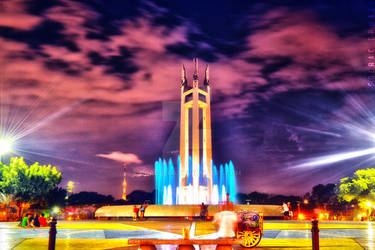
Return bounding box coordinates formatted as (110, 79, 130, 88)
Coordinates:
(155, 59, 236, 205)
(155, 157, 236, 204)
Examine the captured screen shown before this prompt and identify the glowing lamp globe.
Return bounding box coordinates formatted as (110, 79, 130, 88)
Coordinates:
(0, 139, 11, 155)
(366, 201, 372, 208)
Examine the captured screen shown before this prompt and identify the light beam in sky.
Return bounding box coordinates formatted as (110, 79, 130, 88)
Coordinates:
(13, 100, 84, 141)
(276, 123, 342, 138)
(292, 147, 375, 168)
(0, 89, 84, 163)
(288, 93, 375, 170)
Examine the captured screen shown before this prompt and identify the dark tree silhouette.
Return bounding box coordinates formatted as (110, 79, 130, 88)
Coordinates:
(68, 192, 114, 205)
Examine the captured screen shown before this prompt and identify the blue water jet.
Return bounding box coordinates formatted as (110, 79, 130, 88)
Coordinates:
(219, 164, 224, 201)
(154, 156, 236, 204)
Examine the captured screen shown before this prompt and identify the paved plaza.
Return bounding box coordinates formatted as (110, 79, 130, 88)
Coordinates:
(0, 220, 373, 249)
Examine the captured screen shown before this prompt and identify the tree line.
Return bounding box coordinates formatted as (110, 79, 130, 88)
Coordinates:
(1, 157, 374, 218)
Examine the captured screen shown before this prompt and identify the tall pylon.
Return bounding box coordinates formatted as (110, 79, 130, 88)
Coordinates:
(122, 163, 127, 200)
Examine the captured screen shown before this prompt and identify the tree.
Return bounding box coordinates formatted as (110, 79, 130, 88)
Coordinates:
(336, 168, 375, 209)
(308, 183, 347, 216)
(310, 184, 336, 206)
(68, 192, 114, 205)
(266, 194, 301, 206)
(0, 157, 62, 216)
(45, 187, 67, 208)
(236, 193, 249, 204)
(67, 181, 75, 194)
(125, 190, 155, 204)
(248, 192, 269, 204)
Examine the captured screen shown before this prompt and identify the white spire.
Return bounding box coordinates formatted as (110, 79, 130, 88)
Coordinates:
(181, 65, 187, 86)
(193, 58, 198, 81)
(204, 65, 209, 85)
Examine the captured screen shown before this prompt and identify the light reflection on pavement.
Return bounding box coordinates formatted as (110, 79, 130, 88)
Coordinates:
(0, 220, 373, 249)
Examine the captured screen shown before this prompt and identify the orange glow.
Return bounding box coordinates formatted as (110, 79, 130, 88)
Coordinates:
(319, 213, 324, 219)
(303, 199, 309, 204)
(2, 211, 6, 216)
(67, 216, 72, 221)
(298, 213, 305, 220)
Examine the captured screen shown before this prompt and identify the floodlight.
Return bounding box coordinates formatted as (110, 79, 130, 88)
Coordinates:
(0, 139, 11, 155)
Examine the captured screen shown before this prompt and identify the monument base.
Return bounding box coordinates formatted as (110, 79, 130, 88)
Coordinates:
(95, 204, 281, 218)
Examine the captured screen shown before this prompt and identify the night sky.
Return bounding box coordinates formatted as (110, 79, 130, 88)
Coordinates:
(0, 0, 372, 199)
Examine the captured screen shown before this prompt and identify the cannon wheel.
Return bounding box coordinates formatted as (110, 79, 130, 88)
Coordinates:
(237, 230, 261, 248)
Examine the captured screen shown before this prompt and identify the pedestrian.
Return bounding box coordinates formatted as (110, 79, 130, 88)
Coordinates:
(32, 213, 40, 227)
(287, 202, 293, 219)
(21, 214, 32, 227)
(39, 213, 48, 227)
(213, 210, 237, 238)
(200, 202, 207, 220)
(282, 202, 289, 220)
(140, 204, 146, 220)
(133, 206, 139, 221)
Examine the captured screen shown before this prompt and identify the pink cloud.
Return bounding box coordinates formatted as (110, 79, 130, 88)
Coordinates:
(0, 3, 366, 151)
(131, 165, 154, 177)
(0, 2, 366, 142)
(0, 13, 41, 30)
(0, 0, 41, 30)
(246, 8, 366, 91)
(96, 152, 142, 164)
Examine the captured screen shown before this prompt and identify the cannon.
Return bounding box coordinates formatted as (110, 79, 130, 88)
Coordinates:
(236, 211, 264, 248)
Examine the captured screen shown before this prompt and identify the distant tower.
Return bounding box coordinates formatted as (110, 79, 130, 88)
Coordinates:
(178, 58, 213, 204)
(122, 163, 127, 200)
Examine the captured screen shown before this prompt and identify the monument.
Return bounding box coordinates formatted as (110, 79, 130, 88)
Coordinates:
(155, 59, 236, 205)
(95, 60, 282, 218)
(178, 58, 213, 204)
